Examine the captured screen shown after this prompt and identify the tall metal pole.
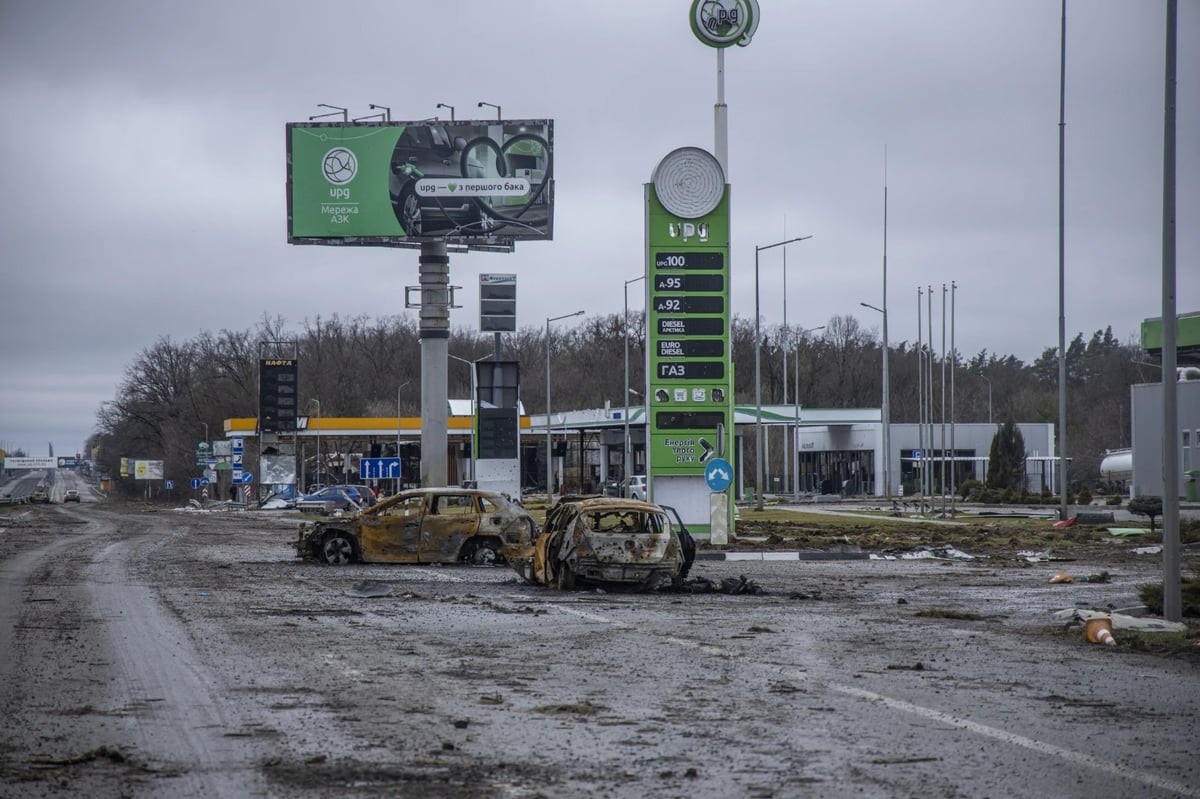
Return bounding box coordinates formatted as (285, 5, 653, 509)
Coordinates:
(917, 287, 925, 510)
(881, 150, 891, 501)
(546, 311, 583, 500)
(1057, 0, 1069, 520)
(715, 48, 728, 176)
(940, 283, 947, 515)
(623, 275, 645, 488)
(418, 241, 450, 488)
(312, 399, 321, 487)
(927, 286, 934, 508)
(755, 236, 812, 512)
(950, 281, 957, 515)
(1161, 0, 1181, 622)
(782, 216, 789, 496)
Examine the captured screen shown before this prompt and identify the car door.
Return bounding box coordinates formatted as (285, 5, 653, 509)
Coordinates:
(418, 492, 481, 562)
(357, 494, 425, 562)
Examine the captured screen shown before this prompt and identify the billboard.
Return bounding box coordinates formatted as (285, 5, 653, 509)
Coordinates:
(287, 120, 554, 248)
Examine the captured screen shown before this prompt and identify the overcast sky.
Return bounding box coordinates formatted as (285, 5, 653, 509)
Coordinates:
(0, 1, 1195, 459)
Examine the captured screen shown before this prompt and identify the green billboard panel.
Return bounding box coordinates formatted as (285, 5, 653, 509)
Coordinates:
(645, 185, 733, 477)
(287, 120, 554, 248)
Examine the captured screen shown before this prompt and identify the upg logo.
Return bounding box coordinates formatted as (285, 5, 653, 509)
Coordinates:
(322, 147, 357, 185)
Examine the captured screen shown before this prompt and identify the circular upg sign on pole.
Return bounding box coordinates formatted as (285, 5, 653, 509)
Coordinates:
(689, 0, 760, 48)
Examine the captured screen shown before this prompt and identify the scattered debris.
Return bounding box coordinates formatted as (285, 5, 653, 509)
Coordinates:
(28, 746, 130, 767)
(886, 662, 926, 671)
(1106, 527, 1148, 537)
(899, 546, 977, 561)
(914, 609, 982, 621)
(1052, 517, 1077, 529)
(1132, 546, 1163, 556)
(452, 719, 470, 729)
(533, 701, 606, 716)
(1082, 571, 1111, 583)
(896, 598, 909, 605)
(746, 625, 777, 633)
(1019, 550, 1075, 563)
(345, 581, 393, 598)
(768, 681, 806, 693)
(678, 575, 765, 595)
(478, 694, 504, 706)
(1054, 608, 1188, 634)
(1049, 571, 1073, 584)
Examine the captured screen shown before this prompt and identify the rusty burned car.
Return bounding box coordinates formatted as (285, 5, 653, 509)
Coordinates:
(297, 487, 536, 566)
(502, 496, 696, 590)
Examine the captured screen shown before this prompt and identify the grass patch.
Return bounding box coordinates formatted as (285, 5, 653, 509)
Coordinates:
(914, 608, 983, 621)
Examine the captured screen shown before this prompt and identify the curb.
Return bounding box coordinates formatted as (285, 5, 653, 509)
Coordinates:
(696, 550, 870, 562)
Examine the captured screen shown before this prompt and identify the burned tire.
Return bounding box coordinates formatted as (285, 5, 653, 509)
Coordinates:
(467, 538, 501, 567)
(319, 532, 356, 565)
(554, 562, 576, 591)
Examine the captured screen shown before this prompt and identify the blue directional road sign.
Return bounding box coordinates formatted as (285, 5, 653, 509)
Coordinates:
(164, 480, 175, 490)
(191, 478, 202, 489)
(704, 457, 733, 492)
(360, 457, 402, 480)
(239, 472, 254, 485)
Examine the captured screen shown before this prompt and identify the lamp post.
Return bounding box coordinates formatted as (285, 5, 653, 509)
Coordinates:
(793, 325, 824, 496)
(755, 235, 812, 511)
(981, 375, 993, 425)
(308, 399, 321, 488)
(395, 379, 412, 492)
(624, 274, 646, 487)
(436, 103, 456, 121)
(860, 301, 891, 500)
(450, 355, 486, 483)
(477, 101, 501, 120)
(546, 311, 584, 498)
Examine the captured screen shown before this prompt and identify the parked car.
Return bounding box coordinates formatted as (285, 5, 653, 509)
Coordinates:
(625, 475, 647, 501)
(64, 489, 81, 503)
(502, 496, 695, 591)
(295, 484, 376, 515)
(296, 487, 536, 566)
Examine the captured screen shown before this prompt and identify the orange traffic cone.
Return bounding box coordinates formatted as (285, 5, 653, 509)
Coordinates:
(1085, 617, 1117, 646)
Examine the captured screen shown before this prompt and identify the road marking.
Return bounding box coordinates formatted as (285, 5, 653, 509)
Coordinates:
(546, 604, 1200, 798)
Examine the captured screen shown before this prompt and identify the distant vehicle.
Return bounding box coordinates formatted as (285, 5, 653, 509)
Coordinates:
(502, 496, 694, 590)
(295, 485, 376, 515)
(625, 475, 647, 501)
(64, 489, 81, 503)
(29, 489, 49, 504)
(296, 487, 536, 566)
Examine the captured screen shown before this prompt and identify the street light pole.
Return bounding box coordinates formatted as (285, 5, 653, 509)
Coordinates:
(449, 355, 483, 484)
(546, 311, 584, 500)
(624, 275, 646, 488)
(860, 301, 891, 501)
(793, 325, 824, 496)
(755, 235, 812, 511)
(981, 375, 993, 425)
(477, 101, 501, 120)
(308, 399, 321, 488)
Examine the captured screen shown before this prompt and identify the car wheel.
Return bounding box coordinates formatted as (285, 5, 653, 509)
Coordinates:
(399, 187, 422, 236)
(319, 532, 356, 565)
(555, 562, 576, 591)
(469, 538, 500, 566)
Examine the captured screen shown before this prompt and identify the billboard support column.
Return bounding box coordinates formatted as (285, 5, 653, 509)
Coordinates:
(419, 242, 450, 487)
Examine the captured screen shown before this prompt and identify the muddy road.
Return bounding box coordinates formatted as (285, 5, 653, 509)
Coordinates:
(1, 502, 1198, 798)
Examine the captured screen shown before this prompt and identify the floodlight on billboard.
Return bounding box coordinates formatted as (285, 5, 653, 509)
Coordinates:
(287, 120, 553, 249)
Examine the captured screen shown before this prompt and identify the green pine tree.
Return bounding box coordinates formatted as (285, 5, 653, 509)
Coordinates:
(986, 420, 1026, 491)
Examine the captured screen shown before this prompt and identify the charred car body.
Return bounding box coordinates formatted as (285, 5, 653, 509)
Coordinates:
(503, 496, 695, 590)
(297, 487, 536, 566)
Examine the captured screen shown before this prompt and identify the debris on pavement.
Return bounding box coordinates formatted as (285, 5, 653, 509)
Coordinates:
(1054, 608, 1188, 634)
(678, 575, 766, 594)
(1020, 550, 1075, 563)
(345, 580, 393, 598)
(1107, 527, 1148, 537)
(1049, 571, 1074, 584)
(1052, 516, 1077, 529)
(1132, 545, 1163, 555)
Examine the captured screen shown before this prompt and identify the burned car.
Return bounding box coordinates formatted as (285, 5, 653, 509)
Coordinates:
(297, 487, 536, 566)
(503, 496, 695, 590)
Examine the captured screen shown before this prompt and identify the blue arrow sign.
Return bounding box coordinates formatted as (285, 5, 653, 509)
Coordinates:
(360, 457, 402, 480)
(240, 472, 254, 485)
(164, 480, 175, 490)
(704, 457, 733, 492)
(191, 478, 202, 489)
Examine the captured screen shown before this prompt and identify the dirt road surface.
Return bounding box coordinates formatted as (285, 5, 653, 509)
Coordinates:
(2, 502, 1198, 798)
